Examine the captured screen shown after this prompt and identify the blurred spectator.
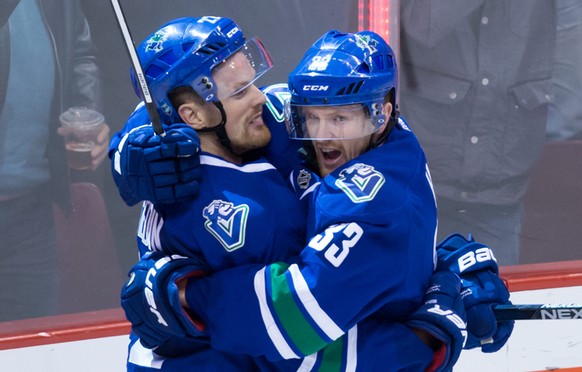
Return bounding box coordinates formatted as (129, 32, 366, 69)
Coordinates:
(0, 0, 108, 321)
(546, 0, 582, 141)
(399, 0, 556, 265)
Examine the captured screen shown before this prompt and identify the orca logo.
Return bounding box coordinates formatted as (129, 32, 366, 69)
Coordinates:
(145, 31, 168, 53)
(203, 200, 249, 252)
(335, 163, 385, 203)
(354, 34, 378, 54)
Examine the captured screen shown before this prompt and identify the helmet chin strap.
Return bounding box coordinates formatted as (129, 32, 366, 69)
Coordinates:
(196, 100, 233, 152)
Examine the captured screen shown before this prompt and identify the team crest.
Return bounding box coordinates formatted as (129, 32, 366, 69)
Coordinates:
(335, 163, 385, 203)
(203, 200, 249, 252)
(354, 34, 378, 54)
(145, 31, 168, 53)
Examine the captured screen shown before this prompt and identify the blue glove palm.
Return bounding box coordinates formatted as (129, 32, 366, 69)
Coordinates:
(112, 122, 202, 206)
(407, 270, 467, 372)
(121, 251, 208, 350)
(437, 233, 515, 352)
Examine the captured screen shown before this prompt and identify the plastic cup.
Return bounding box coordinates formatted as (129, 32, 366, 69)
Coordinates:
(59, 107, 105, 170)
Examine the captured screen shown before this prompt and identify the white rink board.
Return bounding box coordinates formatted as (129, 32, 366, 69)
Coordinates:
(0, 286, 580, 372)
(455, 285, 582, 372)
(0, 335, 129, 372)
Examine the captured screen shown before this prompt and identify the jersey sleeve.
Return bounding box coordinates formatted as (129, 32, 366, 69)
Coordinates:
(184, 219, 433, 361)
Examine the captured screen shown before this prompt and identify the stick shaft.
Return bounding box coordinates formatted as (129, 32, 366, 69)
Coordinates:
(494, 304, 582, 320)
(110, 0, 164, 135)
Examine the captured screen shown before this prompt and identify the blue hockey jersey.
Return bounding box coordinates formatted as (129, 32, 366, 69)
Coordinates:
(115, 86, 439, 371)
(182, 115, 439, 369)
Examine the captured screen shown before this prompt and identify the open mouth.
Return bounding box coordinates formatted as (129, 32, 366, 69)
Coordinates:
(249, 113, 264, 126)
(321, 148, 341, 161)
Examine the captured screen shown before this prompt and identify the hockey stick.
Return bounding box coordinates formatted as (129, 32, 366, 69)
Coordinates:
(110, 0, 165, 136)
(493, 303, 582, 321)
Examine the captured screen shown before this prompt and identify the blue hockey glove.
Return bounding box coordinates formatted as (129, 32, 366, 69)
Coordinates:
(436, 233, 515, 352)
(121, 251, 208, 350)
(111, 123, 202, 206)
(407, 270, 467, 372)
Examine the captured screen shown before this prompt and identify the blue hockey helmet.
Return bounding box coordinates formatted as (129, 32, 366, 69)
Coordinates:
(131, 16, 273, 123)
(285, 30, 397, 140)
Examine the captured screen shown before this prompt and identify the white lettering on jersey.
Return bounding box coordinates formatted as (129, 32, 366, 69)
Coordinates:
(137, 202, 163, 251)
(308, 222, 364, 267)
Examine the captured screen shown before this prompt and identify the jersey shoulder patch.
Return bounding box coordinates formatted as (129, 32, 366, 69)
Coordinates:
(334, 163, 385, 203)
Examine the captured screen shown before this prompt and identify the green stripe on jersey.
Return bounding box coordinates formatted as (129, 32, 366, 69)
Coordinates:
(269, 263, 328, 355)
(318, 336, 344, 372)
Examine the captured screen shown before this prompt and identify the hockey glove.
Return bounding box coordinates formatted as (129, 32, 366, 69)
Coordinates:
(111, 123, 201, 206)
(436, 233, 515, 352)
(121, 251, 208, 350)
(407, 270, 467, 372)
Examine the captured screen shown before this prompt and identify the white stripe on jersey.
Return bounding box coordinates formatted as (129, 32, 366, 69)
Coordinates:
(254, 267, 300, 359)
(300, 182, 320, 201)
(200, 155, 276, 173)
(297, 353, 318, 372)
(128, 338, 165, 369)
(345, 325, 358, 372)
(288, 264, 344, 340)
(295, 325, 358, 371)
(288, 169, 320, 201)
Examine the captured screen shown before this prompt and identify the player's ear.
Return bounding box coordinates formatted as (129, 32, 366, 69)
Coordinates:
(382, 102, 393, 119)
(178, 103, 206, 130)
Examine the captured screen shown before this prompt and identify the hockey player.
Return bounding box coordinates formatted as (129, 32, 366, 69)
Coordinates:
(113, 18, 512, 371)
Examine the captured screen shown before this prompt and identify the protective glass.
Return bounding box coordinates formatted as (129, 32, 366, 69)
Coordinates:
(284, 101, 386, 140)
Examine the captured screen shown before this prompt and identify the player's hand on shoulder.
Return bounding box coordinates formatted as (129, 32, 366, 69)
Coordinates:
(111, 118, 202, 206)
(120, 250, 208, 350)
(436, 233, 515, 352)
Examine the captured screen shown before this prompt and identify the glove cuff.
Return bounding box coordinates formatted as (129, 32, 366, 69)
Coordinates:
(167, 266, 208, 336)
(425, 342, 447, 372)
(173, 273, 207, 334)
